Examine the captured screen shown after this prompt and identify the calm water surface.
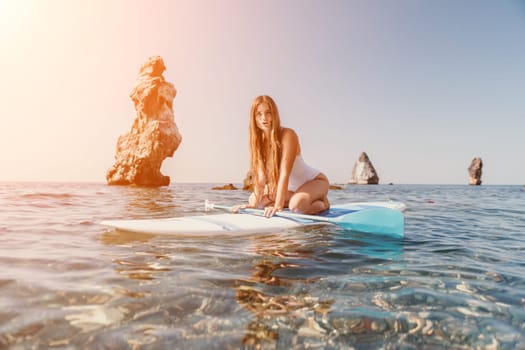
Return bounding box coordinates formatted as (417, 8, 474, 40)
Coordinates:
(1, 183, 524, 349)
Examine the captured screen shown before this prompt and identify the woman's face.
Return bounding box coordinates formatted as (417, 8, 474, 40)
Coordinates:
(255, 102, 272, 132)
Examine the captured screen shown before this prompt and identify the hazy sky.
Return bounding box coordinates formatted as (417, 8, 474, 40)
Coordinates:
(1, 0, 524, 184)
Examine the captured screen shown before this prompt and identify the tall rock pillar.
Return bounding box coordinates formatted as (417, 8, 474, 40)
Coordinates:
(349, 152, 379, 185)
(468, 157, 483, 185)
(106, 56, 182, 186)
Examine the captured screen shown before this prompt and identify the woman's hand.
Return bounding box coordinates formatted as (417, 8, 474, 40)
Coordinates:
(231, 204, 247, 213)
(264, 205, 282, 218)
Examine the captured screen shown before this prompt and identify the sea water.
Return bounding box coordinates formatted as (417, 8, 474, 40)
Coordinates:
(0, 182, 524, 349)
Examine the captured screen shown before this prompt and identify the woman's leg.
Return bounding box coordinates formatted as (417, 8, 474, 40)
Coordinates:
(288, 174, 330, 214)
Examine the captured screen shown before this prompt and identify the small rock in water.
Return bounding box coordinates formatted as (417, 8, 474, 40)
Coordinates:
(468, 157, 483, 185)
(348, 152, 379, 184)
(212, 183, 238, 190)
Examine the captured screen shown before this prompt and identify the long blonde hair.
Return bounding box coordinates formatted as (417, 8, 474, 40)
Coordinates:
(249, 95, 282, 199)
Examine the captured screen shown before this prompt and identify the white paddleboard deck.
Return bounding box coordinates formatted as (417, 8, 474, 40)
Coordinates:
(100, 201, 406, 236)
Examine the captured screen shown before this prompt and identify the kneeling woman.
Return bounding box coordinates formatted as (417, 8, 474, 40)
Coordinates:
(242, 95, 330, 218)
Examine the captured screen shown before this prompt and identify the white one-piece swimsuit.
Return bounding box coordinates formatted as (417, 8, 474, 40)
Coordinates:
(288, 155, 320, 192)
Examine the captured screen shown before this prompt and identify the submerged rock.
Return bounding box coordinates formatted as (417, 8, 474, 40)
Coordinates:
(468, 157, 483, 185)
(106, 56, 182, 186)
(348, 152, 379, 185)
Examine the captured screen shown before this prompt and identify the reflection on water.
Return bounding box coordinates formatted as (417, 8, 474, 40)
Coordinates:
(116, 186, 179, 219)
(100, 229, 156, 245)
(233, 232, 406, 348)
(336, 230, 404, 261)
(113, 257, 171, 281)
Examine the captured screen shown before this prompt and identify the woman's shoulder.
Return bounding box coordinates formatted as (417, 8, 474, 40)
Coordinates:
(280, 127, 299, 147)
(280, 127, 298, 138)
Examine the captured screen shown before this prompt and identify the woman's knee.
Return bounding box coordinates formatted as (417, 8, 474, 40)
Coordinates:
(289, 194, 309, 213)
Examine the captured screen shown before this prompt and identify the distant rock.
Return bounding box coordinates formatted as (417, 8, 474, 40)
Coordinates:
(243, 171, 254, 191)
(348, 152, 379, 185)
(212, 183, 239, 190)
(106, 56, 182, 186)
(468, 157, 483, 185)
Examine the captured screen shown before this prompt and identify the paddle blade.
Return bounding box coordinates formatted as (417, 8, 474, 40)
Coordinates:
(335, 208, 405, 238)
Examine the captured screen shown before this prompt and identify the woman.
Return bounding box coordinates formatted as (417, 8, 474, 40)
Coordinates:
(240, 95, 330, 218)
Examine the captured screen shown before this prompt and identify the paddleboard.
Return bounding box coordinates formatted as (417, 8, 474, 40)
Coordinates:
(100, 201, 406, 237)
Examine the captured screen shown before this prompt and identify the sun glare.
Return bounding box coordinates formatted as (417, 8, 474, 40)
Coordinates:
(0, 0, 34, 39)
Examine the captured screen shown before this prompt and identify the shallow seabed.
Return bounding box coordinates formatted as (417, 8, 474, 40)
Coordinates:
(1, 182, 524, 349)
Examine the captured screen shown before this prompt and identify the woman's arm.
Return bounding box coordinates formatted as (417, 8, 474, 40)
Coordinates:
(234, 166, 266, 213)
(249, 165, 267, 208)
(266, 128, 298, 216)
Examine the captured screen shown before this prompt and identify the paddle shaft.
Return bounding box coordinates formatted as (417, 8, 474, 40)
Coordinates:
(206, 201, 331, 221)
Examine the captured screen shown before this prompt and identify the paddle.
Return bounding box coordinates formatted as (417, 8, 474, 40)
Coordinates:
(205, 200, 405, 238)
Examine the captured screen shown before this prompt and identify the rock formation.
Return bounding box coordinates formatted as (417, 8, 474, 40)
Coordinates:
(243, 171, 254, 191)
(468, 157, 483, 185)
(212, 183, 239, 190)
(348, 152, 379, 185)
(106, 56, 182, 186)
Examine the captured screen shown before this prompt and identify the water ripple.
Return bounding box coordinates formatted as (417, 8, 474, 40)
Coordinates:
(0, 183, 524, 348)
